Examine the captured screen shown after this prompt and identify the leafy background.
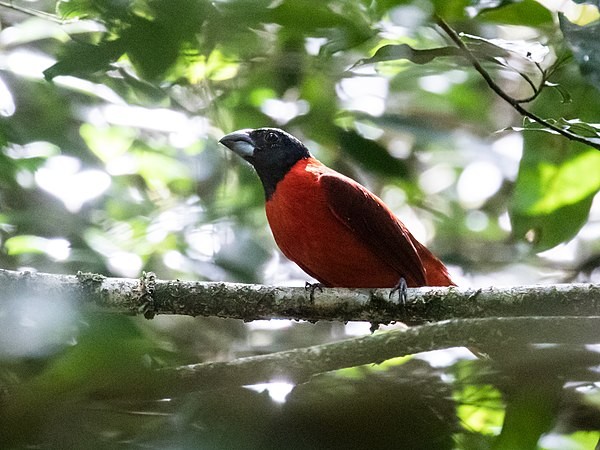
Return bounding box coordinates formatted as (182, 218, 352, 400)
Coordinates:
(1, 0, 600, 448)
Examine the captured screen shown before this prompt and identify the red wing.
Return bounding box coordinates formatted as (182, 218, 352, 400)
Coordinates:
(294, 259, 334, 287)
(320, 173, 427, 286)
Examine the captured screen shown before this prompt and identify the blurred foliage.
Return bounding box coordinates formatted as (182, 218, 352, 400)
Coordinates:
(1, 0, 600, 448)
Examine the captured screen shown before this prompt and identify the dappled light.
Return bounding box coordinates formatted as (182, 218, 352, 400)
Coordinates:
(457, 160, 503, 209)
(337, 74, 389, 116)
(0, 294, 77, 359)
(245, 381, 295, 404)
(35, 155, 111, 212)
(0, 0, 599, 448)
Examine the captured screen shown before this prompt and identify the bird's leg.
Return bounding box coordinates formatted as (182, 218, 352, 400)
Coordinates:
(305, 281, 324, 302)
(389, 277, 408, 305)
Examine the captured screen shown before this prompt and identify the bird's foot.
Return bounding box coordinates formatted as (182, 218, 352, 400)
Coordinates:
(305, 281, 324, 303)
(389, 277, 408, 306)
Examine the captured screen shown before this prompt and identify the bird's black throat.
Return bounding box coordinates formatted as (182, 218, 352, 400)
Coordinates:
(253, 152, 310, 200)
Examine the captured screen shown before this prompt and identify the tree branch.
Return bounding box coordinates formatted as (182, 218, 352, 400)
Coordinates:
(435, 15, 600, 151)
(1, 269, 600, 325)
(143, 316, 600, 397)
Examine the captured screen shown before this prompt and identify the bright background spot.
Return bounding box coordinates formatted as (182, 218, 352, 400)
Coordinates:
(0, 294, 78, 358)
(337, 74, 389, 116)
(35, 155, 111, 212)
(457, 161, 503, 209)
(245, 381, 295, 403)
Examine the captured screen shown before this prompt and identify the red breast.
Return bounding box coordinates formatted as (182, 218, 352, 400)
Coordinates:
(265, 158, 405, 287)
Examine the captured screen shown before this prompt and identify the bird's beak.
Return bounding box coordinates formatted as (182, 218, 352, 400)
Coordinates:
(219, 129, 256, 160)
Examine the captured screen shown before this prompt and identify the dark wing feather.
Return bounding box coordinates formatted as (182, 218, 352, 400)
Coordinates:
(320, 173, 427, 286)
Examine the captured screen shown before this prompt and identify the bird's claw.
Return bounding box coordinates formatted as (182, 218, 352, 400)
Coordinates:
(389, 277, 408, 306)
(305, 281, 324, 302)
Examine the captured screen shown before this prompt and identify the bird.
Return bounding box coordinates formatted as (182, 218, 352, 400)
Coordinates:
(219, 128, 454, 289)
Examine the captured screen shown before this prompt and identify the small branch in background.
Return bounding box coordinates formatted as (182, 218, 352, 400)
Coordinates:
(156, 316, 600, 396)
(1, 269, 600, 324)
(435, 15, 600, 151)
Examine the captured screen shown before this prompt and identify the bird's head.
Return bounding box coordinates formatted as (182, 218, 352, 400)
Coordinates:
(219, 128, 311, 199)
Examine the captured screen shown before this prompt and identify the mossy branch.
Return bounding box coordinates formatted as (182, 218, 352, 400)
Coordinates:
(1, 268, 599, 325)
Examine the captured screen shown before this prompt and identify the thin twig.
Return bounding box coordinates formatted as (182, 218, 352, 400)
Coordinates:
(514, 69, 540, 102)
(511, 64, 546, 103)
(435, 15, 600, 151)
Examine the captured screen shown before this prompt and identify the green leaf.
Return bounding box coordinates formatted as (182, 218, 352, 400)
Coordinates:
(495, 383, 560, 450)
(511, 133, 600, 250)
(121, 16, 186, 81)
(338, 129, 408, 178)
(358, 36, 548, 69)
(559, 13, 600, 91)
(43, 39, 125, 81)
(356, 44, 463, 66)
(474, 0, 554, 27)
(509, 117, 600, 143)
(4, 235, 47, 255)
(269, 0, 372, 44)
(56, 0, 134, 20)
(431, 0, 470, 20)
(132, 145, 193, 191)
(80, 124, 136, 162)
(558, 118, 600, 138)
(544, 81, 573, 104)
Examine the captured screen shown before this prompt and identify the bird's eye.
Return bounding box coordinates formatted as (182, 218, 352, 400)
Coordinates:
(264, 132, 280, 144)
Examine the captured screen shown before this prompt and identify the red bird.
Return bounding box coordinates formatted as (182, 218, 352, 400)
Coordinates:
(220, 128, 454, 288)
